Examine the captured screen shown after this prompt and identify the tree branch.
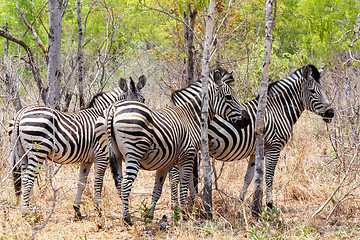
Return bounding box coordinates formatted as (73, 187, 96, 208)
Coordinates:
(349, 13, 360, 62)
(138, 0, 203, 51)
(0, 29, 46, 104)
(312, 145, 358, 218)
(16, 1, 48, 63)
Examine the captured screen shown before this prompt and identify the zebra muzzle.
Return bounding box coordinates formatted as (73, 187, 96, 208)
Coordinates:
(234, 110, 251, 129)
(322, 108, 334, 123)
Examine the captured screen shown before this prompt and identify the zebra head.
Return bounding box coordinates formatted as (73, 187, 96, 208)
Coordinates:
(87, 75, 146, 109)
(301, 65, 334, 123)
(211, 69, 250, 129)
(118, 75, 146, 103)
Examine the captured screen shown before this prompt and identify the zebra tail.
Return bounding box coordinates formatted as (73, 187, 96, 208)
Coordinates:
(10, 118, 22, 197)
(106, 105, 121, 190)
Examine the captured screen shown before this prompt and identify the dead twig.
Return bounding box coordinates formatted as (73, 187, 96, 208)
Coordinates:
(312, 145, 358, 218)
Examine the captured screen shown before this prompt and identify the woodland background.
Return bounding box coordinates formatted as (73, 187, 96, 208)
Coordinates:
(0, 0, 359, 239)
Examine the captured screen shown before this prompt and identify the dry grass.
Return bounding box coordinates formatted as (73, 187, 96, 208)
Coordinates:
(0, 112, 359, 240)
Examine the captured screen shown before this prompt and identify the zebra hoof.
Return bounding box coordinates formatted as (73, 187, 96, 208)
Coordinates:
(123, 216, 133, 226)
(73, 205, 83, 220)
(146, 207, 154, 220)
(21, 211, 29, 218)
(266, 202, 274, 209)
(95, 207, 102, 218)
(97, 210, 103, 218)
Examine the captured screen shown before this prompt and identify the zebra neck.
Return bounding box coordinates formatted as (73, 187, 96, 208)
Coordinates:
(172, 81, 217, 121)
(265, 72, 305, 124)
(86, 87, 125, 113)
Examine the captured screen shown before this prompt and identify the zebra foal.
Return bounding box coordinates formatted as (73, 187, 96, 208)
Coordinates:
(170, 65, 334, 209)
(95, 70, 250, 225)
(9, 76, 146, 219)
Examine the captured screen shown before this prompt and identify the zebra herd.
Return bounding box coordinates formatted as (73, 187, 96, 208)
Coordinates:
(8, 65, 334, 225)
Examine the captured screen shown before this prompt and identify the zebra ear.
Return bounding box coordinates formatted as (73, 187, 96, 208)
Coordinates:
(223, 72, 234, 85)
(319, 65, 328, 79)
(302, 65, 312, 82)
(213, 70, 223, 86)
(119, 78, 128, 92)
(137, 75, 146, 90)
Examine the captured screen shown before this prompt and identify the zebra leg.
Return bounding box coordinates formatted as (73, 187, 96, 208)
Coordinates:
(94, 157, 110, 217)
(109, 152, 123, 196)
(179, 160, 194, 208)
(21, 157, 40, 215)
(169, 166, 180, 209)
(240, 154, 255, 201)
(191, 154, 199, 199)
(73, 162, 92, 220)
(265, 149, 281, 209)
(148, 169, 168, 219)
(121, 159, 140, 225)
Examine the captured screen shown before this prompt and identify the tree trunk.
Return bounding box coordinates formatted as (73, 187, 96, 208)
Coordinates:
(184, 3, 197, 86)
(77, 0, 85, 109)
(201, 0, 216, 219)
(3, 21, 22, 112)
(47, 0, 63, 108)
(252, 0, 276, 217)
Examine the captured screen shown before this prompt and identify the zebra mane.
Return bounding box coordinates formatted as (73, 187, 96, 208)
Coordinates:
(266, 64, 321, 99)
(171, 68, 233, 101)
(86, 87, 121, 109)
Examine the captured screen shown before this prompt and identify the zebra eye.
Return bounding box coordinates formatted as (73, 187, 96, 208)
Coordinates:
(309, 89, 316, 94)
(225, 95, 232, 100)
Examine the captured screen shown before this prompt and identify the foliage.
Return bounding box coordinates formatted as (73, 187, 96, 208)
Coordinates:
(138, 199, 153, 223)
(245, 207, 288, 240)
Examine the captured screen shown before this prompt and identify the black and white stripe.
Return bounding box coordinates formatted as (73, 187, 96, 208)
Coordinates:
(170, 65, 334, 208)
(97, 70, 250, 225)
(9, 76, 146, 219)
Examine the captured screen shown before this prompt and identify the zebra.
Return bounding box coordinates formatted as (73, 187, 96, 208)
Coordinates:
(9, 75, 147, 219)
(169, 64, 334, 209)
(95, 69, 250, 225)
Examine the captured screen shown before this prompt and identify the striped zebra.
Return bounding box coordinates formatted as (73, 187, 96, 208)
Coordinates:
(9, 76, 146, 219)
(170, 65, 334, 209)
(96, 69, 250, 225)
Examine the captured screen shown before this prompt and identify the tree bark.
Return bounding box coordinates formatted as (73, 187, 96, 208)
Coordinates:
(201, 0, 216, 219)
(47, 0, 63, 108)
(252, 0, 276, 217)
(184, 3, 198, 86)
(77, 0, 85, 109)
(3, 22, 22, 111)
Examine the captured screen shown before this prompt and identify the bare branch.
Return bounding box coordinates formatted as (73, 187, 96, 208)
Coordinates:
(22, 2, 48, 38)
(312, 143, 358, 218)
(328, 29, 354, 44)
(138, 0, 203, 51)
(0, 29, 46, 104)
(31, 179, 61, 239)
(349, 13, 360, 62)
(16, 1, 48, 63)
